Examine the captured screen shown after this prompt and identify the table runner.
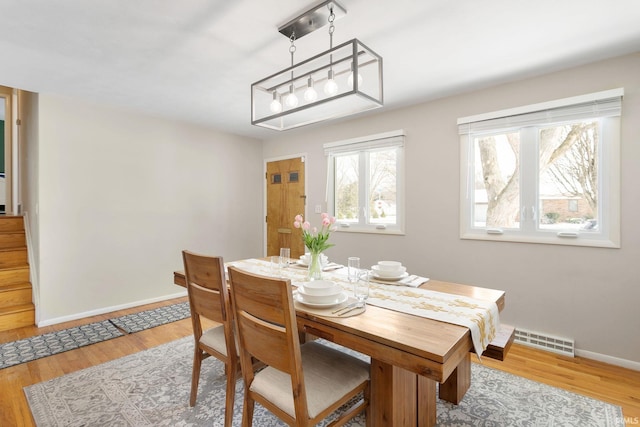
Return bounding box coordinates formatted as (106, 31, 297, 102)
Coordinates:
(227, 258, 499, 357)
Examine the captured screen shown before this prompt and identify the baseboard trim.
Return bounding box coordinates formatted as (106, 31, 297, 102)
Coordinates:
(575, 348, 640, 372)
(36, 291, 188, 327)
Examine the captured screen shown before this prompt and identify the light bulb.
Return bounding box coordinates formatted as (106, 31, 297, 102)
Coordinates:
(324, 70, 338, 96)
(348, 72, 363, 88)
(304, 77, 318, 102)
(347, 62, 363, 88)
(285, 85, 299, 108)
(269, 92, 282, 113)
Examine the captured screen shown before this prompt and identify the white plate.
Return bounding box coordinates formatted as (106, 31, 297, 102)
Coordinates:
(294, 291, 348, 308)
(371, 264, 407, 277)
(371, 271, 409, 281)
(296, 259, 330, 268)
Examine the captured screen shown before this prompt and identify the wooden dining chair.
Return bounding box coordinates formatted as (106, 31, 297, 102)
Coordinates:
(182, 250, 238, 427)
(227, 266, 370, 427)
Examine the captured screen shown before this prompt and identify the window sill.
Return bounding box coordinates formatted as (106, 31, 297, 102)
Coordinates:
(460, 231, 619, 248)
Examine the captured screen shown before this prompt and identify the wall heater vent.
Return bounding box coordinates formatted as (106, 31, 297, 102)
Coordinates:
(514, 328, 575, 357)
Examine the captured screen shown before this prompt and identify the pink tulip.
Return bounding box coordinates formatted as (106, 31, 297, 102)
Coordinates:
(322, 217, 330, 226)
(295, 214, 303, 222)
(294, 221, 300, 228)
(302, 221, 311, 230)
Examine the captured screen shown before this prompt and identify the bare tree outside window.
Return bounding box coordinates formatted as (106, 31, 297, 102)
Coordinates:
(474, 120, 599, 231)
(369, 149, 397, 224)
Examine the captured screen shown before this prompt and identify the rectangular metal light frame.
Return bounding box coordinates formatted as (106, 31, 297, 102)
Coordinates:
(251, 38, 383, 131)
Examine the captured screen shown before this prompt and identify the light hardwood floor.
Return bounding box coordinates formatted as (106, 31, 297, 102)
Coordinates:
(1, 296, 638, 426)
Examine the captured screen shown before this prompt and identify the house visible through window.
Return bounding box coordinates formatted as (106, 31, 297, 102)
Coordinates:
(458, 89, 622, 248)
(325, 130, 405, 234)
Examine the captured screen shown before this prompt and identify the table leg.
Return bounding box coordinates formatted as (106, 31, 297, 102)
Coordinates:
(438, 353, 471, 404)
(418, 375, 437, 426)
(370, 358, 437, 426)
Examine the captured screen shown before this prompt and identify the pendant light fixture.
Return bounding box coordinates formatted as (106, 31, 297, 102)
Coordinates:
(251, 0, 383, 131)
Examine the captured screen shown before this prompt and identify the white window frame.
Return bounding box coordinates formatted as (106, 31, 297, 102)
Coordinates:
(325, 130, 405, 235)
(458, 89, 622, 248)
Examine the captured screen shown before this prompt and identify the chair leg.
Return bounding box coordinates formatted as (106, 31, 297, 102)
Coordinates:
(242, 395, 254, 427)
(224, 362, 236, 427)
(190, 348, 203, 407)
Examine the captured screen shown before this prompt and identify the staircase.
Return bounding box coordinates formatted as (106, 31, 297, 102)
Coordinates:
(0, 215, 34, 332)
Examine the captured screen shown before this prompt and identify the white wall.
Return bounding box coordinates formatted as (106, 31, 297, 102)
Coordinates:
(262, 52, 640, 367)
(36, 95, 263, 323)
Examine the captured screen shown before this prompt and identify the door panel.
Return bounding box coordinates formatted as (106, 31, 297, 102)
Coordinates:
(266, 157, 305, 258)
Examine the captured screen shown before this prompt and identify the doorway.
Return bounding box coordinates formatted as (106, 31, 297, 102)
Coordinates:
(0, 86, 13, 215)
(265, 156, 306, 258)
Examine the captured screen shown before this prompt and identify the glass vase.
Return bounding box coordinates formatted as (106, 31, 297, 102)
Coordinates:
(307, 251, 323, 281)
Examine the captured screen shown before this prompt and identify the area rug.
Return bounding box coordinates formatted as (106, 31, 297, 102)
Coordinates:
(1, 302, 191, 370)
(0, 320, 124, 370)
(24, 337, 624, 427)
(109, 301, 191, 333)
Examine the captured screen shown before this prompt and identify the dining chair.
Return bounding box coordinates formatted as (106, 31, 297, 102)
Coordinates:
(227, 266, 370, 427)
(182, 250, 238, 427)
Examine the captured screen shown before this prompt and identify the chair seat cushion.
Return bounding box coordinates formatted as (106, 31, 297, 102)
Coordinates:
(199, 326, 228, 356)
(250, 341, 370, 419)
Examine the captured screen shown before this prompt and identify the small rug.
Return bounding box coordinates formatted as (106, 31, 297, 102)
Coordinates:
(24, 337, 625, 426)
(0, 320, 124, 369)
(1, 302, 191, 370)
(109, 301, 191, 333)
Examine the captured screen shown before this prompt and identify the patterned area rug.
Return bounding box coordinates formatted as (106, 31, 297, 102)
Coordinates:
(0, 320, 124, 369)
(109, 301, 191, 333)
(1, 302, 191, 370)
(24, 337, 625, 427)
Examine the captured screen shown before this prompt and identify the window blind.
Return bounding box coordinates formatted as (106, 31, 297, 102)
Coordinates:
(458, 88, 623, 135)
(323, 129, 405, 155)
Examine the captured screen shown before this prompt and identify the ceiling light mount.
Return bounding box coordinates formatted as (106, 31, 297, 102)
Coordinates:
(251, 0, 383, 131)
(278, 1, 346, 40)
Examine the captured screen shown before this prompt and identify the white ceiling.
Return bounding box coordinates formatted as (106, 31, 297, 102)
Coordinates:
(1, 0, 639, 140)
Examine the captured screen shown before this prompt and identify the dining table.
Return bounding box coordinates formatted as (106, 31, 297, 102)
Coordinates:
(173, 258, 506, 427)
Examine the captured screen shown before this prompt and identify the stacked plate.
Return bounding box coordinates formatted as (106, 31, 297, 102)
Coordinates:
(371, 261, 408, 281)
(297, 253, 329, 267)
(295, 280, 347, 308)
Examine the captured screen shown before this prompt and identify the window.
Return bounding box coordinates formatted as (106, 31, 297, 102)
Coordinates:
(325, 130, 405, 234)
(459, 89, 622, 248)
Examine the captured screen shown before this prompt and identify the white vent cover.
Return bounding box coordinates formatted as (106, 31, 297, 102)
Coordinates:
(514, 328, 575, 357)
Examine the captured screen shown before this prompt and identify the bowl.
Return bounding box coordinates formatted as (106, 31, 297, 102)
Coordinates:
(297, 287, 345, 304)
(372, 265, 407, 277)
(300, 253, 328, 265)
(300, 280, 341, 296)
(376, 261, 403, 272)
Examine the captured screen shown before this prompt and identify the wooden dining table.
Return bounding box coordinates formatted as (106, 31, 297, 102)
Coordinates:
(173, 261, 506, 427)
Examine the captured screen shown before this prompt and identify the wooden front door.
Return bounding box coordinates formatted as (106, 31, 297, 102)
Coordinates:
(266, 157, 306, 258)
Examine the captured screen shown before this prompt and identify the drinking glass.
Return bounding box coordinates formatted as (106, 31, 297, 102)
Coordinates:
(270, 255, 281, 276)
(347, 257, 360, 284)
(354, 270, 370, 305)
(279, 248, 290, 270)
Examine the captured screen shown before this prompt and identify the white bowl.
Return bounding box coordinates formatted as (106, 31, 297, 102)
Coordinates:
(371, 265, 407, 277)
(300, 253, 328, 265)
(297, 287, 343, 304)
(377, 261, 403, 272)
(300, 280, 341, 296)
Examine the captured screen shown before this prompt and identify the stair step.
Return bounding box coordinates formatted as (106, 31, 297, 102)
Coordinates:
(0, 216, 25, 232)
(0, 282, 32, 308)
(0, 265, 30, 285)
(0, 231, 26, 249)
(0, 216, 34, 331)
(0, 303, 35, 332)
(0, 247, 28, 269)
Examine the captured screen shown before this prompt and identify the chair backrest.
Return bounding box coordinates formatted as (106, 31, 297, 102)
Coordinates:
(227, 266, 306, 399)
(182, 251, 230, 328)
